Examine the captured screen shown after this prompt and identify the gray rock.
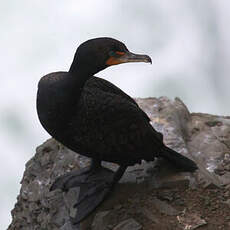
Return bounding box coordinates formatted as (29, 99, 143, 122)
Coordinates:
(223, 199, 230, 208)
(113, 218, 142, 230)
(91, 210, 115, 230)
(8, 97, 230, 230)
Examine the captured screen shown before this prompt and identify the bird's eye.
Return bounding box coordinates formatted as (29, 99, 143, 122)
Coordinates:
(109, 51, 116, 57)
(109, 51, 125, 57)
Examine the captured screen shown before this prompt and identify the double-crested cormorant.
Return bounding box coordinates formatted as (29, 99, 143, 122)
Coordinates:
(36, 37, 197, 224)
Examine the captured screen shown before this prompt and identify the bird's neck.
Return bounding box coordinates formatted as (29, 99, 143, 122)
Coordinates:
(68, 63, 92, 89)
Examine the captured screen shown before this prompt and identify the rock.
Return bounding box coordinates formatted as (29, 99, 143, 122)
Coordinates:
(177, 211, 207, 230)
(220, 172, 230, 185)
(151, 170, 192, 189)
(151, 198, 180, 216)
(113, 218, 142, 230)
(141, 208, 159, 224)
(223, 199, 230, 208)
(60, 221, 78, 230)
(91, 211, 112, 230)
(156, 190, 174, 201)
(8, 97, 230, 229)
(203, 182, 218, 189)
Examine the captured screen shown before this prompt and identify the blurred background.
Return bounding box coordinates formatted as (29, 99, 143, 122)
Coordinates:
(1, 0, 230, 228)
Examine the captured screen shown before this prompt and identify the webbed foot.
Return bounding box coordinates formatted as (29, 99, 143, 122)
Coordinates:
(50, 161, 127, 224)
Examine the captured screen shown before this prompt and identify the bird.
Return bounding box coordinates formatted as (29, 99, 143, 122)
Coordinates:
(36, 37, 197, 225)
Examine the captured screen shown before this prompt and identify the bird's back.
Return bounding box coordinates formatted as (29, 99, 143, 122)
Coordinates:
(37, 73, 163, 165)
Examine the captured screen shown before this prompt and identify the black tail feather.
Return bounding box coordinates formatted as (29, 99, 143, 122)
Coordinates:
(160, 146, 197, 172)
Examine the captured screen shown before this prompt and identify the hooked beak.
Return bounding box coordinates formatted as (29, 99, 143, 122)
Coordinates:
(106, 51, 152, 66)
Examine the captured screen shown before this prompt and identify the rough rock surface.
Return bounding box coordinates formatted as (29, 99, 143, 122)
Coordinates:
(8, 97, 230, 230)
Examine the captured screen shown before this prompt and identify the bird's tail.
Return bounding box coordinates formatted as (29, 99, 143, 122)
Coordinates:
(160, 145, 197, 172)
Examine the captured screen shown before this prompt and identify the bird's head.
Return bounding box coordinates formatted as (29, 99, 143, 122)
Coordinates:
(69, 37, 152, 76)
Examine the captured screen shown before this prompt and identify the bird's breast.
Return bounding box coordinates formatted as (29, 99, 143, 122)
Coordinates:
(36, 78, 80, 139)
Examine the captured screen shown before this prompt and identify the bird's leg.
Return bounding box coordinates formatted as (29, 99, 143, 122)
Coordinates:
(73, 165, 127, 207)
(50, 160, 127, 225)
(88, 159, 101, 171)
(111, 165, 127, 186)
(71, 165, 127, 225)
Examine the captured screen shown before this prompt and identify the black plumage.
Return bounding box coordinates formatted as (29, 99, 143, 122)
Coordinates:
(36, 37, 197, 224)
